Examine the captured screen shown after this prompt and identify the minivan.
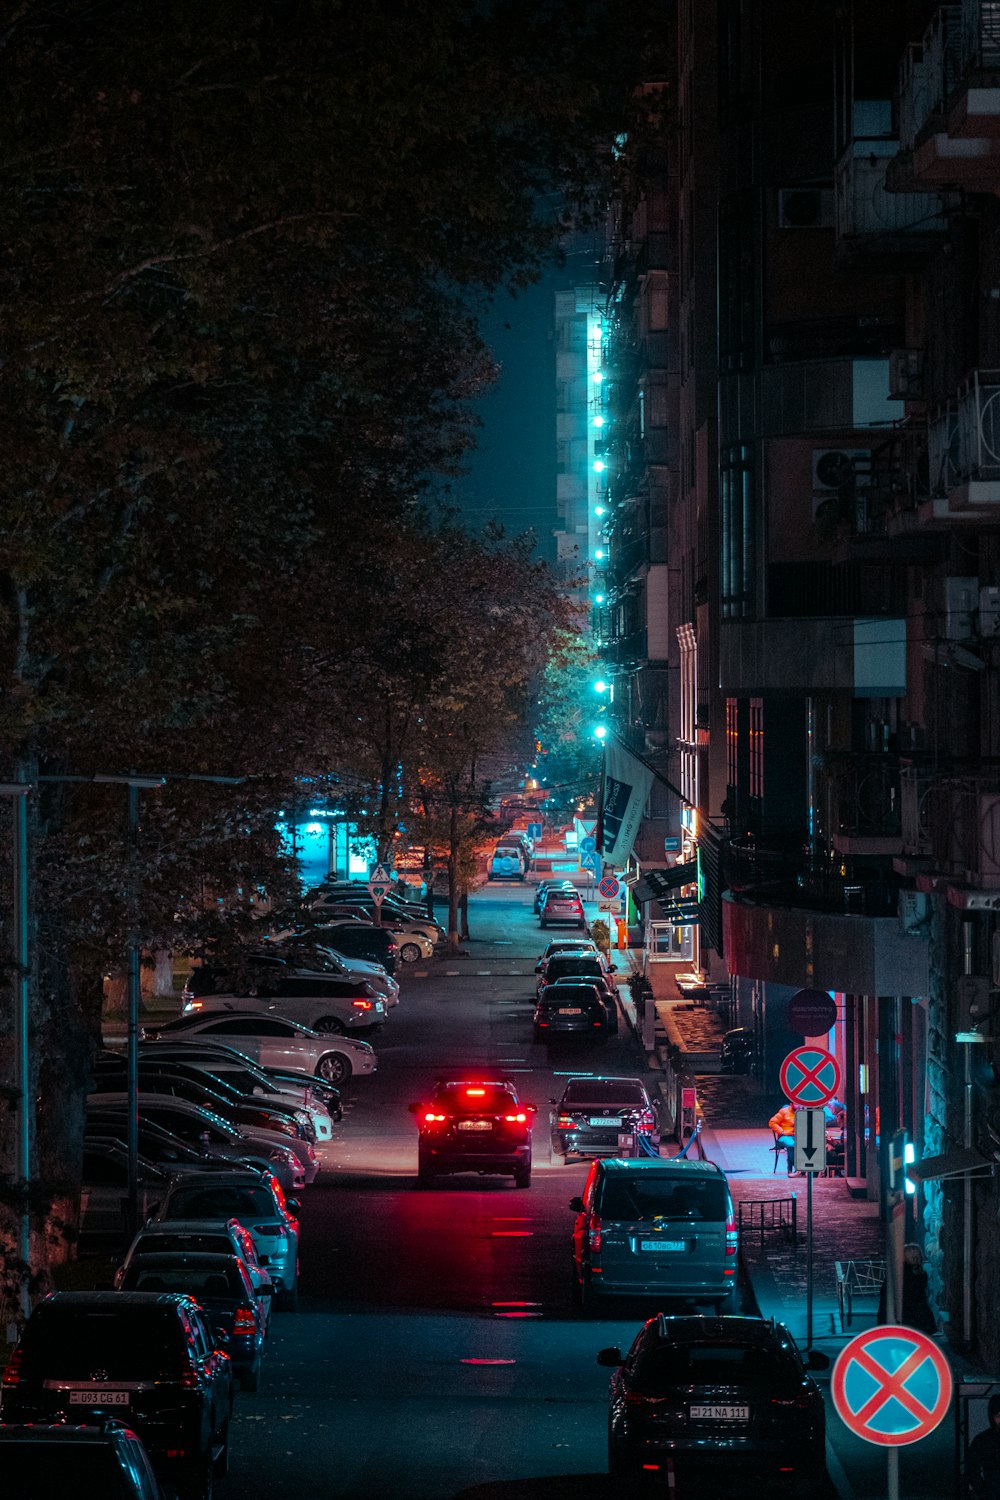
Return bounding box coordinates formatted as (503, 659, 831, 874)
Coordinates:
(569, 1157, 737, 1311)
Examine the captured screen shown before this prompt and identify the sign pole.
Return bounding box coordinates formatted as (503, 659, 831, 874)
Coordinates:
(807, 1167, 814, 1352)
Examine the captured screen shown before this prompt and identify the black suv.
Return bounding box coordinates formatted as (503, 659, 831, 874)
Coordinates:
(0, 1420, 163, 1499)
(409, 1078, 537, 1187)
(597, 1313, 826, 1488)
(310, 921, 399, 974)
(1, 1292, 232, 1499)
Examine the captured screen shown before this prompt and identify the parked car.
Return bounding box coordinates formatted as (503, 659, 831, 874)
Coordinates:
(116, 1252, 270, 1391)
(142, 1009, 376, 1085)
(116, 1053, 337, 1142)
(306, 921, 399, 974)
(310, 905, 439, 961)
(720, 1027, 755, 1074)
(536, 951, 614, 998)
(409, 1078, 537, 1187)
(550, 1076, 660, 1160)
(149, 1168, 300, 1310)
(0, 1420, 164, 1499)
(569, 1157, 738, 1311)
(0, 1292, 232, 1499)
(598, 1314, 826, 1487)
(535, 937, 614, 976)
(534, 985, 612, 1044)
(78, 1144, 172, 1242)
(263, 937, 400, 1005)
(539, 887, 586, 929)
(85, 1112, 284, 1182)
(533, 880, 575, 915)
(114, 1218, 273, 1320)
(183, 966, 387, 1034)
(549, 975, 619, 1034)
(487, 845, 527, 881)
(134, 1040, 342, 1119)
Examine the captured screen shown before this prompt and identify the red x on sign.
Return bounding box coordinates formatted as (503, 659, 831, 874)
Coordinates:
(779, 1045, 842, 1107)
(832, 1327, 952, 1446)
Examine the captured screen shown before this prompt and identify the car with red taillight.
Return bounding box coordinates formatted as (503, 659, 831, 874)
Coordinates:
(0, 1291, 232, 1500)
(569, 1158, 738, 1311)
(534, 985, 611, 1044)
(409, 1079, 537, 1187)
(550, 1075, 660, 1160)
(597, 1313, 827, 1488)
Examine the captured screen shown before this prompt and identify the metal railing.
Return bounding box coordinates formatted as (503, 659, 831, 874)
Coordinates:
(835, 139, 951, 241)
(899, 6, 962, 152)
(901, 763, 1000, 883)
(737, 1196, 798, 1246)
(929, 369, 1000, 489)
(836, 1258, 885, 1331)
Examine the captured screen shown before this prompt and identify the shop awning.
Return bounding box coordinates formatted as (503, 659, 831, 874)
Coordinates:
(627, 861, 698, 905)
(906, 1147, 994, 1183)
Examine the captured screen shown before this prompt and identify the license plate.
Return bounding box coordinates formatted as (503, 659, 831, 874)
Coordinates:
(458, 1120, 492, 1131)
(689, 1404, 750, 1421)
(68, 1390, 130, 1406)
(558, 1007, 582, 1015)
(589, 1117, 613, 1127)
(641, 1239, 685, 1252)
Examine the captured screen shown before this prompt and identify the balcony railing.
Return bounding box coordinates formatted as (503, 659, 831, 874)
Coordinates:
(901, 762, 1000, 886)
(899, 6, 962, 151)
(928, 370, 1000, 489)
(960, 0, 1000, 71)
(835, 139, 952, 241)
(817, 754, 903, 849)
(726, 842, 902, 917)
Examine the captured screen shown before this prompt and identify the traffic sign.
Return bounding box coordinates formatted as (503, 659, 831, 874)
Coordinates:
(368, 862, 393, 905)
(580, 850, 600, 875)
(598, 874, 621, 900)
(598, 900, 618, 912)
(527, 822, 542, 841)
(793, 1108, 827, 1173)
(832, 1327, 952, 1446)
(780, 1045, 842, 1108)
(580, 835, 597, 854)
(788, 988, 838, 1035)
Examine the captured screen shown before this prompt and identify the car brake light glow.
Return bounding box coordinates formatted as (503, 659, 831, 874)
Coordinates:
(352, 999, 373, 1010)
(424, 1112, 446, 1122)
(503, 1113, 527, 1123)
(588, 1214, 601, 1252)
(726, 1208, 738, 1256)
(465, 1088, 486, 1096)
(233, 1306, 257, 1334)
(556, 1115, 575, 1129)
(2, 1348, 22, 1386)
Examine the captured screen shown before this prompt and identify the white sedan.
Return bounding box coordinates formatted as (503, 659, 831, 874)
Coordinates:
(143, 1008, 377, 1085)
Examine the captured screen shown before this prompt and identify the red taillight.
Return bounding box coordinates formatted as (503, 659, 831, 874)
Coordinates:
(503, 1113, 527, 1123)
(624, 1391, 659, 1408)
(2, 1348, 23, 1387)
(465, 1088, 486, 1097)
(233, 1306, 256, 1335)
(637, 1109, 656, 1131)
(588, 1214, 602, 1252)
(556, 1115, 575, 1129)
(423, 1112, 446, 1123)
(352, 998, 373, 1010)
(170, 1368, 199, 1388)
(771, 1396, 817, 1410)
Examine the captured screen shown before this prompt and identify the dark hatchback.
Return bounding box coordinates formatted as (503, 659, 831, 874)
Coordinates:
(308, 921, 399, 974)
(534, 984, 611, 1042)
(550, 1075, 660, 1159)
(409, 1079, 536, 1187)
(116, 1251, 270, 1391)
(0, 1292, 232, 1500)
(599, 1313, 826, 1491)
(0, 1420, 164, 1499)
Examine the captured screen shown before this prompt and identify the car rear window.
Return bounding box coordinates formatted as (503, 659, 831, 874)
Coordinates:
(162, 1184, 277, 1220)
(433, 1086, 518, 1114)
(597, 1173, 729, 1222)
(631, 1341, 802, 1393)
(3, 1442, 136, 1497)
(562, 1082, 646, 1107)
(134, 1232, 231, 1256)
(546, 958, 602, 979)
(540, 988, 602, 1009)
(122, 1262, 244, 1297)
(20, 1307, 187, 1377)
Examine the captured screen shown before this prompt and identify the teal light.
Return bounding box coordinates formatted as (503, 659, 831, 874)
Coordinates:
(594, 548, 604, 559)
(594, 593, 605, 604)
(593, 415, 605, 428)
(594, 505, 605, 517)
(592, 460, 605, 473)
(594, 724, 608, 740)
(594, 680, 608, 694)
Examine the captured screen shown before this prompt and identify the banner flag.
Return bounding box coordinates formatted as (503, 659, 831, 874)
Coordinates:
(598, 738, 654, 866)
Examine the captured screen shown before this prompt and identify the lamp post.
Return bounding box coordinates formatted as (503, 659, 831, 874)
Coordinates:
(1, 774, 32, 1319)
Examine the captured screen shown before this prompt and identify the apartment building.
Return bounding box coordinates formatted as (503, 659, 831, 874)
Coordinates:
(597, 0, 1000, 1362)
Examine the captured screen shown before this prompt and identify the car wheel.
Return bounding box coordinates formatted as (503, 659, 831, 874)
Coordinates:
(278, 1279, 299, 1312)
(608, 1421, 629, 1476)
(417, 1156, 436, 1186)
(513, 1162, 531, 1189)
(317, 1052, 351, 1084)
(312, 1016, 345, 1034)
(400, 942, 422, 963)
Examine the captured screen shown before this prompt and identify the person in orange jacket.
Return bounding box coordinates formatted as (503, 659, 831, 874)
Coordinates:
(768, 1103, 798, 1174)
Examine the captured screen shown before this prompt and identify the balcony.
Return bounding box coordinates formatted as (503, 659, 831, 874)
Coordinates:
(928, 370, 1000, 517)
(719, 615, 905, 697)
(835, 136, 953, 260)
(900, 762, 1000, 891)
(816, 753, 904, 856)
(892, 3, 1000, 190)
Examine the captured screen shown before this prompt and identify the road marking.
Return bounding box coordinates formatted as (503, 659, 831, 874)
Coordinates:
(461, 1358, 515, 1366)
(491, 1231, 533, 1237)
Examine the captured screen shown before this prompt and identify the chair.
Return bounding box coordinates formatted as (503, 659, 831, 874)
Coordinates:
(769, 1131, 785, 1174)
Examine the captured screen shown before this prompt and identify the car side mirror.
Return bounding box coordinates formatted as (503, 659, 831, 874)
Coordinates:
(596, 1346, 624, 1367)
(569, 1196, 585, 1213)
(806, 1349, 830, 1371)
(534, 964, 542, 973)
(286, 1199, 301, 1215)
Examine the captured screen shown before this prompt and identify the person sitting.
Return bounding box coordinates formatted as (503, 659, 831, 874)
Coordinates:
(768, 1103, 798, 1175)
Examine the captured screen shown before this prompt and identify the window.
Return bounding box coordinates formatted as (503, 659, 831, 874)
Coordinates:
(749, 698, 764, 800)
(203, 1017, 295, 1036)
(718, 192, 755, 373)
(720, 444, 755, 618)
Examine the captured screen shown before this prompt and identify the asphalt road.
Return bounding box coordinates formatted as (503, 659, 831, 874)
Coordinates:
(222, 885, 743, 1498)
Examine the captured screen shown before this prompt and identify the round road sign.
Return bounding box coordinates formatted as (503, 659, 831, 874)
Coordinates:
(788, 988, 838, 1035)
(779, 1045, 842, 1107)
(832, 1326, 952, 1446)
(598, 875, 621, 900)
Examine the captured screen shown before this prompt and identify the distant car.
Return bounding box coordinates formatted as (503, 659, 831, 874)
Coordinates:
(0, 1420, 164, 1500)
(409, 1078, 537, 1188)
(536, 951, 613, 998)
(550, 1075, 659, 1160)
(149, 1168, 301, 1311)
(114, 1217, 273, 1319)
(307, 921, 399, 974)
(487, 845, 527, 881)
(539, 887, 586, 929)
(597, 1314, 826, 1487)
(533, 880, 576, 915)
(312, 907, 437, 962)
(142, 1009, 376, 1086)
(569, 1157, 738, 1311)
(720, 1027, 755, 1074)
(533, 985, 611, 1044)
(116, 1251, 270, 1391)
(182, 965, 387, 1034)
(549, 975, 619, 1033)
(0, 1292, 232, 1500)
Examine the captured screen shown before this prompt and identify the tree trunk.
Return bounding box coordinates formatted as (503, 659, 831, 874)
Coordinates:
(446, 801, 461, 952)
(459, 887, 470, 941)
(143, 948, 175, 999)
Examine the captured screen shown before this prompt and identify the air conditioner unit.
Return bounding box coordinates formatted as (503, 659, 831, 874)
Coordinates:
(778, 187, 835, 229)
(899, 890, 930, 935)
(812, 448, 872, 492)
(888, 348, 925, 400)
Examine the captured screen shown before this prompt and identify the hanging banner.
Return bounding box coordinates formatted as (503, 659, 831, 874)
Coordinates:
(598, 738, 654, 867)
